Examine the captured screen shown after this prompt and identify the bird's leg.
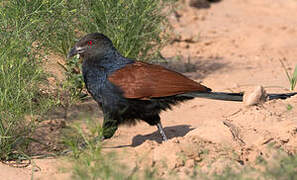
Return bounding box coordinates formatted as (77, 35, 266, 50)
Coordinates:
(157, 122, 168, 141)
(102, 114, 118, 139)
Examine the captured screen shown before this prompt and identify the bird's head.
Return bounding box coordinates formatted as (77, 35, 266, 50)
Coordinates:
(67, 33, 114, 59)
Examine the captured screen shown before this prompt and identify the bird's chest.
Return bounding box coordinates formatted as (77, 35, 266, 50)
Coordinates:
(81, 60, 130, 113)
(82, 66, 109, 103)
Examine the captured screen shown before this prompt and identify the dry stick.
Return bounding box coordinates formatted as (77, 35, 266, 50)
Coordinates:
(262, 137, 274, 145)
(222, 121, 245, 146)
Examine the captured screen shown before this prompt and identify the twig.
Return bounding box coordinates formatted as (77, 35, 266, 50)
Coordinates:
(223, 121, 245, 146)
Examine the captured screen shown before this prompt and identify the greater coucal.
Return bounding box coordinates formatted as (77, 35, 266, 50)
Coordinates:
(68, 33, 297, 141)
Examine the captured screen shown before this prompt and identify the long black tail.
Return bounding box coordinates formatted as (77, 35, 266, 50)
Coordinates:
(179, 92, 297, 102)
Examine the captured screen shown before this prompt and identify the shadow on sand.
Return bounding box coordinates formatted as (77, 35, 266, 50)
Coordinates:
(189, 0, 222, 9)
(104, 125, 195, 149)
(132, 124, 195, 146)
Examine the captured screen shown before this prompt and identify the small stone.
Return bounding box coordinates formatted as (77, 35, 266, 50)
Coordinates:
(243, 86, 267, 106)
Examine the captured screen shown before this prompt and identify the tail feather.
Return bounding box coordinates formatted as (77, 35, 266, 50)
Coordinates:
(180, 92, 243, 101)
(179, 92, 297, 102)
(267, 92, 297, 100)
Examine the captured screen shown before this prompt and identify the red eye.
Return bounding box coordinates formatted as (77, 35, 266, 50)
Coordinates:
(88, 41, 93, 45)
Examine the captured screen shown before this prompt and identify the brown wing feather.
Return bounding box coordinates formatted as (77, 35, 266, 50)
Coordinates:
(108, 61, 211, 99)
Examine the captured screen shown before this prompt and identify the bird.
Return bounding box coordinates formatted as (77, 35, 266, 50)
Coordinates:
(68, 33, 297, 142)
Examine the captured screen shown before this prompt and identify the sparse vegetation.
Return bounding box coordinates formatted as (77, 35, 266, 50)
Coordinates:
(0, 0, 175, 160)
(209, 151, 297, 180)
(1, 0, 297, 180)
(78, 0, 174, 60)
(287, 104, 293, 111)
(0, 0, 59, 160)
(64, 122, 297, 180)
(62, 117, 161, 180)
(279, 58, 297, 91)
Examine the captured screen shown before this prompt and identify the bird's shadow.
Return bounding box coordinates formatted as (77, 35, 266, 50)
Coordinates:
(189, 0, 222, 9)
(104, 125, 194, 149)
(131, 125, 194, 147)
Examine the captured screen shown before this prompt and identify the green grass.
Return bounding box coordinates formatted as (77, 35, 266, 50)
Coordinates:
(64, 122, 297, 180)
(0, 0, 176, 161)
(279, 58, 297, 91)
(201, 148, 297, 180)
(78, 0, 172, 60)
(0, 0, 86, 160)
(64, 120, 127, 180)
(261, 154, 297, 180)
(287, 104, 293, 111)
(0, 0, 56, 160)
(59, 0, 177, 103)
(62, 117, 161, 180)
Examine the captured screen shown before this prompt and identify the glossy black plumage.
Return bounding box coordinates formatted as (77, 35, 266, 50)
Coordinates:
(68, 33, 211, 140)
(68, 33, 297, 141)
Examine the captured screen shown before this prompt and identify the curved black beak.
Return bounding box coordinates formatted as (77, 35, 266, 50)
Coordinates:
(67, 47, 78, 58)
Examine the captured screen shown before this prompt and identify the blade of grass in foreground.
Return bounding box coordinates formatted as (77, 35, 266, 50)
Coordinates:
(279, 58, 297, 91)
(291, 64, 297, 90)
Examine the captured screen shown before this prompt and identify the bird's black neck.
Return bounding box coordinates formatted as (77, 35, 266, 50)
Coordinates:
(83, 49, 134, 73)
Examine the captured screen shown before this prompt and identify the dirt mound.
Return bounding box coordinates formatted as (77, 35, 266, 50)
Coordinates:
(128, 95, 297, 177)
(133, 136, 237, 177)
(226, 96, 297, 160)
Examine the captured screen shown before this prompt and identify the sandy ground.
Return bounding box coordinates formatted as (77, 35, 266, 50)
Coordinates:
(1, 0, 297, 179)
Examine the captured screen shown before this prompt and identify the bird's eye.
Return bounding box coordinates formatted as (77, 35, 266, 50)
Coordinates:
(87, 41, 93, 45)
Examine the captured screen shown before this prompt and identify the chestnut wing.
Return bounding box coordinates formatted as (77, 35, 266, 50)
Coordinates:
(108, 61, 210, 99)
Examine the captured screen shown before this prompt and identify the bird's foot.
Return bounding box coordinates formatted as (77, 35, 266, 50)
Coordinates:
(157, 123, 168, 142)
(162, 134, 168, 142)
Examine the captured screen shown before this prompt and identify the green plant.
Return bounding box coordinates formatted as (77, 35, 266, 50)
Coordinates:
(77, 0, 174, 60)
(0, 38, 46, 160)
(56, 55, 86, 119)
(0, 0, 79, 160)
(262, 154, 297, 180)
(0, 1, 45, 160)
(65, 122, 126, 180)
(199, 150, 297, 180)
(62, 116, 161, 180)
(60, 0, 177, 113)
(279, 58, 297, 91)
(0, 0, 177, 161)
(287, 104, 293, 111)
